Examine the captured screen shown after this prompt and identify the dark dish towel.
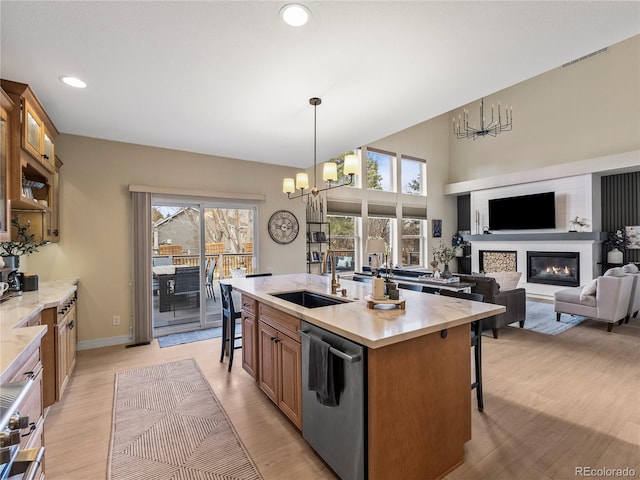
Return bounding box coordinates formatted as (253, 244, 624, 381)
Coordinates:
(308, 336, 338, 406)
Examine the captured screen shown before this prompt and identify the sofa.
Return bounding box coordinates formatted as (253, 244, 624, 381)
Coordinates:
(457, 273, 527, 339)
(554, 268, 634, 332)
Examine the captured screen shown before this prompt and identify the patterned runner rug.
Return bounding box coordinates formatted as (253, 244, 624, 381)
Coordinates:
(108, 358, 262, 480)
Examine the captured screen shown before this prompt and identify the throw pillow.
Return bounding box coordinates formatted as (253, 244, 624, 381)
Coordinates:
(622, 263, 639, 274)
(580, 279, 597, 300)
(486, 271, 521, 291)
(604, 267, 625, 277)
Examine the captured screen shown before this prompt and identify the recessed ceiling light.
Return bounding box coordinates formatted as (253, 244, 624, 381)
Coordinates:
(280, 4, 311, 27)
(59, 75, 87, 88)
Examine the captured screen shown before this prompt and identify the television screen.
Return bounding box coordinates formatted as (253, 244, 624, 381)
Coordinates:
(488, 192, 556, 230)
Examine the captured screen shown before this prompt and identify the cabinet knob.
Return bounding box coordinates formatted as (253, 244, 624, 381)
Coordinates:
(42, 154, 49, 160)
(9, 412, 29, 430)
(0, 427, 21, 447)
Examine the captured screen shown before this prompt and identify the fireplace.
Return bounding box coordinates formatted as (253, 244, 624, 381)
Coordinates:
(527, 251, 580, 287)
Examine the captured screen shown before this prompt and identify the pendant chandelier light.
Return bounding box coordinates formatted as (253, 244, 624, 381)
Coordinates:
(453, 97, 513, 139)
(283, 97, 360, 200)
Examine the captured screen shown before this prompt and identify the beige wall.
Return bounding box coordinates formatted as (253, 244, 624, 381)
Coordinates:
(21, 35, 640, 347)
(448, 35, 640, 183)
(25, 135, 306, 345)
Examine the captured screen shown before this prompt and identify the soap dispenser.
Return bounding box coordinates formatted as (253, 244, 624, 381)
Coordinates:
(373, 272, 386, 300)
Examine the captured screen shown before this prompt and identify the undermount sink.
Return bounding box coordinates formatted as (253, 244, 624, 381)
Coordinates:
(269, 290, 352, 308)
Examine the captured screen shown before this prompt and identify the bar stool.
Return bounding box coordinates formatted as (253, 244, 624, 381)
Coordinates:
(219, 283, 242, 372)
(438, 289, 485, 412)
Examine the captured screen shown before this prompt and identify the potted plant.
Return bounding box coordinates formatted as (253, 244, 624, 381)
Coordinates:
(0, 217, 48, 269)
(607, 229, 625, 264)
(432, 241, 456, 279)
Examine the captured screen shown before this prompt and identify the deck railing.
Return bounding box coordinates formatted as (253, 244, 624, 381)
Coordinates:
(156, 253, 254, 278)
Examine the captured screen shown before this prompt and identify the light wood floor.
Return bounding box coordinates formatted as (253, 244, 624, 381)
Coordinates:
(44, 316, 640, 480)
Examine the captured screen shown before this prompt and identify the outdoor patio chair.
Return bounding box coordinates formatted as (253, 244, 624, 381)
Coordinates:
(205, 259, 217, 301)
(172, 266, 200, 316)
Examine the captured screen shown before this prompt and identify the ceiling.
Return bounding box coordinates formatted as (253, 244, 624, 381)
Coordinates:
(1, 1, 639, 169)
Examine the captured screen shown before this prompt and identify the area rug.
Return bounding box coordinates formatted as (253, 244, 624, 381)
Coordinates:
(157, 324, 241, 348)
(108, 358, 262, 480)
(509, 301, 588, 335)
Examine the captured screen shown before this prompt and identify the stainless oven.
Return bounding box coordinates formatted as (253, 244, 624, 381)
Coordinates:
(0, 379, 44, 480)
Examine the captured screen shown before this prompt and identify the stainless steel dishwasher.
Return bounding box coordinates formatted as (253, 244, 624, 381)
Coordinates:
(299, 321, 366, 480)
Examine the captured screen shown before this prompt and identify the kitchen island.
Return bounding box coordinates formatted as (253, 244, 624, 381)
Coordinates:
(229, 273, 505, 480)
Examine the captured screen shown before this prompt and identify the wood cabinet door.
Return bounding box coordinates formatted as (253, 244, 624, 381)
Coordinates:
(23, 102, 42, 161)
(56, 318, 69, 400)
(66, 304, 77, 375)
(258, 320, 278, 404)
(242, 311, 257, 380)
(277, 334, 302, 430)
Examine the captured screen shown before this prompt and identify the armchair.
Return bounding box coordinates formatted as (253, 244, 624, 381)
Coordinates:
(554, 271, 634, 332)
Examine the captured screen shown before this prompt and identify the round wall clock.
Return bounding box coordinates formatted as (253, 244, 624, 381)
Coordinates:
(268, 210, 299, 244)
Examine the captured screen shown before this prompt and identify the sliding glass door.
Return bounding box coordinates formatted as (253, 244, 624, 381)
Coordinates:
(151, 196, 256, 337)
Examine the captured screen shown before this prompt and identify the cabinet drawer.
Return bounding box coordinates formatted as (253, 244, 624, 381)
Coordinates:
(259, 304, 300, 342)
(241, 295, 257, 315)
(17, 366, 43, 449)
(8, 347, 41, 383)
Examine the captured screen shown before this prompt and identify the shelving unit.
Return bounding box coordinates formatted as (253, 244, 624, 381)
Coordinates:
(306, 221, 330, 273)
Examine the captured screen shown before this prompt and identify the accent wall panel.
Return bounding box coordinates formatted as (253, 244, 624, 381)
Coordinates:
(601, 172, 640, 264)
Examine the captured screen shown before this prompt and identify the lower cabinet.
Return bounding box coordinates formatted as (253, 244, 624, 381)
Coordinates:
(257, 303, 302, 430)
(41, 291, 77, 407)
(240, 295, 258, 380)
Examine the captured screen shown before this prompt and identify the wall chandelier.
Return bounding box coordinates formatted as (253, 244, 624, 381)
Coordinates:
(453, 97, 513, 139)
(283, 97, 360, 201)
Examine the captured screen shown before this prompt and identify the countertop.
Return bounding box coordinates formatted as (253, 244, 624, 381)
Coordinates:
(0, 280, 78, 383)
(229, 273, 505, 348)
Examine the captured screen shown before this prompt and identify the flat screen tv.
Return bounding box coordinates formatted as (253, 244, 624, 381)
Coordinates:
(488, 192, 556, 230)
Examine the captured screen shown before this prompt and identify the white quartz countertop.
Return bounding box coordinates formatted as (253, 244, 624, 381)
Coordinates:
(229, 274, 505, 348)
(0, 279, 78, 383)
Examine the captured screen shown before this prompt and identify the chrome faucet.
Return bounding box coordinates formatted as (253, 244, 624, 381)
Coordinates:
(324, 250, 340, 294)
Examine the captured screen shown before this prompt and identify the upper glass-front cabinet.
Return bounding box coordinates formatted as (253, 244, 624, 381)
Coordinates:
(23, 100, 55, 172)
(0, 89, 12, 241)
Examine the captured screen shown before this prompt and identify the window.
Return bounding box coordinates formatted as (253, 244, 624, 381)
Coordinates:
(401, 219, 423, 266)
(368, 216, 392, 267)
(366, 149, 394, 192)
(328, 215, 357, 272)
(401, 156, 425, 195)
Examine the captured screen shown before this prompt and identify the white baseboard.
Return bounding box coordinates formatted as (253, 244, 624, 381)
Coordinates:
(77, 335, 131, 351)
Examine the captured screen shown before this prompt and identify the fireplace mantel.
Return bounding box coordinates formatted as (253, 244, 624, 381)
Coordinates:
(463, 232, 606, 242)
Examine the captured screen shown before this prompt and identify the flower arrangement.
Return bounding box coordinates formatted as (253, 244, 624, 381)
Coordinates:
(0, 217, 48, 257)
(608, 229, 625, 249)
(432, 240, 456, 265)
(569, 216, 588, 232)
(451, 232, 465, 247)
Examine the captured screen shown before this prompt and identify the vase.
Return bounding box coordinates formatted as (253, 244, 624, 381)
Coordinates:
(607, 248, 623, 264)
(385, 281, 396, 296)
(441, 264, 452, 279)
